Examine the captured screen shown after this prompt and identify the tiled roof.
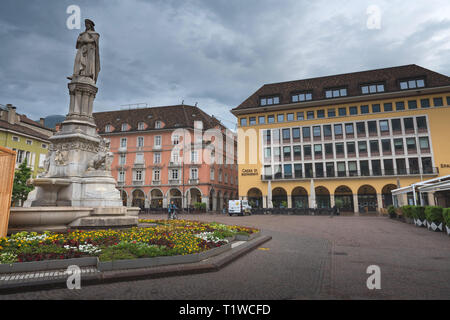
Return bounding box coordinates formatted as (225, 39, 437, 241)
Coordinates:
(0, 120, 51, 141)
(93, 104, 225, 134)
(233, 64, 450, 111)
(19, 115, 54, 132)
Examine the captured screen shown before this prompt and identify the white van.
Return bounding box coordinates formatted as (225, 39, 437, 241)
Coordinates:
(228, 200, 252, 216)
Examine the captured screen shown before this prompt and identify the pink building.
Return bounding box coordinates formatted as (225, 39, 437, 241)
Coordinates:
(93, 104, 238, 211)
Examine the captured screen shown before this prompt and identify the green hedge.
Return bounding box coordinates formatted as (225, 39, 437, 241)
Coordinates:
(401, 205, 414, 218)
(443, 208, 450, 226)
(425, 206, 444, 224)
(411, 206, 426, 220)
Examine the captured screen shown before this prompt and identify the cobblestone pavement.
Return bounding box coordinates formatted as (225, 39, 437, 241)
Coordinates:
(1, 214, 450, 300)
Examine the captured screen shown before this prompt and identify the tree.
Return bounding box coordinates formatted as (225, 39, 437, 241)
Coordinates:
(12, 160, 34, 206)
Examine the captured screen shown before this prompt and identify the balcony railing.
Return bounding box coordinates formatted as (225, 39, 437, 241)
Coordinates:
(262, 167, 439, 181)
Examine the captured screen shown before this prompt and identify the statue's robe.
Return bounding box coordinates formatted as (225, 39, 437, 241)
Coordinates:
(73, 30, 100, 83)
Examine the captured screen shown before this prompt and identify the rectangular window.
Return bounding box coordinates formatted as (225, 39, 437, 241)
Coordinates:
(137, 136, 144, 147)
(155, 135, 162, 147)
(370, 140, 379, 155)
(400, 79, 425, 90)
(119, 154, 126, 165)
(404, 118, 414, 132)
(379, 120, 389, 133)
(154, 152, 161, 164)
(361, 83, 385, 94)
(422, 157, 433, 174)
(406, 138, 417, 152)
(153, 170, 160, 181)
(381, 139, 391, 153)
(396, 159, 407, 174)
(346, 142, 356, 155)
(372, 160, 381, 176)
(302, 127, 311, 139)
(272, 129, 280, 144)
(268, 115, 275, 123)
(384, 103, 393, 112)
(277, 114, 285, 122)
(284, 164, 293, 179)
(259, 116, 266, 124)
(264, 130, 271, 145)
(368, 121, 377, 135)
(190, 167, 198, 180)
(348, 161, 357, 176)
(304, 163, 313, 178)
(326, 162, 335, 177)
(135, 153, 144, 164)
(396, 101, 405, 110)
(260, 96, 280, 106)
(349, 106, 358, 115)
(297, 112, 304, 121)
(315, 163, 324, 178)
(372, 104, 381, 113)
(283, 146, 291, 160)
(313, 126, 321, 138)
(325, 143, 333, 156)
(293, 145, 302, 159)
(337, 162, 346, 177)
(338, 107, 347, 116)
(334, 124, 343, 135)
(416, 116, 427, 131)
(282, 128, 291, 141)
(120, 138, 127, 148)
(358, 141, 367, 154)
(433, 97, 443, 107)
(121, 123, 128, 131)
(304, 145, 312, 158)
(317, 110, 325, 118)
(323, 125, 332, 138)
(409, 158, 419, 174)
(419, 137, 430, 150)
(420, 99, 430, 108)
(249, 117, 256, 125)
(326, 88, 347, 98)
(360, 105, 369, 114)
(394, 139, 404, 153)
(292, 92, 313, 102)
(273, 147, 281, 162)
(307, 111, 314, 120)
(408, 100, 417, 109)
(292, 128, 301, 141)
(118, 171, 125, 183)
(360, 160, 370, 176)
(314, 144, 322, 157)
(335, 143, 344, 156)
(345, 123, 354, 134)
(287, 113, 295, 121)
(264, 147, 271, 161)
(384, 159, 394, 175)
(328, 109, 336, 117)
(356, 122, 366, 136)
(391, 119, 401, 133)
(264, 166, 272, 179)
(294, 164, 302, 178)
(134, 170, 143, 181)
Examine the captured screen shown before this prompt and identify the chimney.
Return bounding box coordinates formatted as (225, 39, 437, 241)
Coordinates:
(39, 118, 45, 126)
(6, 104, 16, 125)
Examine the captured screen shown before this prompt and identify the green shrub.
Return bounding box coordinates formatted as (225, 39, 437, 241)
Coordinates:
(425, 206, 444, 224)
(411, 206, 426, 220)
(99, 241, 173, 261)
(387, 205, 397, 219)
(212, 230, 235, 239)
(442, 208, 450, 227)
(194, 202, 206, 210)
(401, 205, 414, 218)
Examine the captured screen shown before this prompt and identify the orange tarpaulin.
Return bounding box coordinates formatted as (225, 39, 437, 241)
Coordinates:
(0, 146, 16, 237)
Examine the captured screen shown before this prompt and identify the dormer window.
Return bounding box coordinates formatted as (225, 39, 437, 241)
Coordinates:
(325, 87, 347, 99)
(361, 83, 385, 94)
(121, 123, 128, 131)
(291, 91, 312, 102)
(105, 124, 111, 133)
(138, 122, 145, 130)
(260, 96, 280, 106)
(399, 78, 425, 90)
(155, 121, 162, 129)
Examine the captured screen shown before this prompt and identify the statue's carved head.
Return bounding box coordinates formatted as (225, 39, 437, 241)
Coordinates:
(85, 19, 95, 31)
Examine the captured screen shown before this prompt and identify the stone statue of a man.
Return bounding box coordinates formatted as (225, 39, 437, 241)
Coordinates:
(69, 19, 100, 83)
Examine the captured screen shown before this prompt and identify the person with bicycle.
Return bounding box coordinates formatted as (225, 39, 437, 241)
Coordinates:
(168, 200, 178, 220)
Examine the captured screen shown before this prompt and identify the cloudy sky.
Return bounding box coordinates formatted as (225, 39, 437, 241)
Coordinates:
(1, 0, 450, 128)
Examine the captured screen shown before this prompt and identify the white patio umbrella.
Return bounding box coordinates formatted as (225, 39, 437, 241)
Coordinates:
(267, 180, 273, 208)
(310, 179, 316, 209)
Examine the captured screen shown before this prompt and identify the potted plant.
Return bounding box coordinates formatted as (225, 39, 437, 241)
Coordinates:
(425, 206, 444, 232)
(402, 205, 414, 224)
(443, 208, 450, 236)
(387, 205, 397, 219)
(412, 206, 426, 227)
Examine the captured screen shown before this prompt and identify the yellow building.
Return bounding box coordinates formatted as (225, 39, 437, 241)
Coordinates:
(231, 65, 450, 213)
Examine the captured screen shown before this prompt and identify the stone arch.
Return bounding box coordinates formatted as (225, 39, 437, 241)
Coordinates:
(185, 187, 202, 207)
(223, 191, 229, 209)
(132, 189, 145, 209)
(247, 188, 263, 208)
(316, 186, 331, 208)
(292, 187, 308, 208)
(149, 188, 164, 209)
(381, 184, 397, 208)
(334, 185, 354, 212)
(209, 189, 215, 211)
(167, 188, 182, 208)
(272, 187, 287, 208)
(358, 185, 377, 213)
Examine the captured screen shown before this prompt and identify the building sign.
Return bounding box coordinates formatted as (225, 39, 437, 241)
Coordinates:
(441, 164, 450, 169)
(241, 168, 259, 176)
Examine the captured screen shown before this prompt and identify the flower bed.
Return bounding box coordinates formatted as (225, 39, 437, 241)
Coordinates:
(0, 220, 258, 264)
